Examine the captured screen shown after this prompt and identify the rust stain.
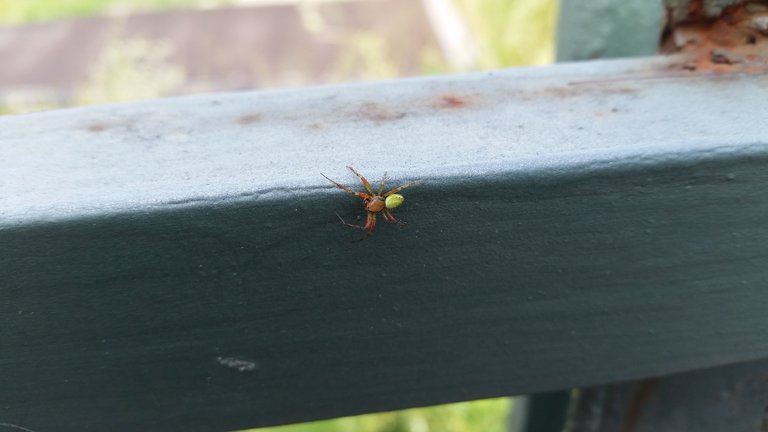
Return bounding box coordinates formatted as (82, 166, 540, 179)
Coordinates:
(519, 86, 581, 101)
(619, 378, 659, 432)
(599, 86, 640, 95)
(431, 94, 471, 109)
(687, 0, 707, 20)
(357, 102, 406, 122)
(86, 122, 111, 132)
(662, 1, 768, 73)
(538, 86, 582, 98)
(236, 112, 263, 125)
(307, 120, 328, 131)
(519, 82, 641, 101)
(83, 120, 131, 133)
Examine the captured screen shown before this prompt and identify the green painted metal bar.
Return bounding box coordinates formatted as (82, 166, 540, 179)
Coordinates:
(2, 57, 768, 431)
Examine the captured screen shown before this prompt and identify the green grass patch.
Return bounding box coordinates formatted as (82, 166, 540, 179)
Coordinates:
(251, 398, 512, 432)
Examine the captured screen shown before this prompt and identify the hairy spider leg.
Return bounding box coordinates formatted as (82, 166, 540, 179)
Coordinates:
(321, 173, 370, 200)
(377, 172, 388, 195)
(335, 211, 377, 233)
(383, 180, 418, 197)
(382, 208, 405, 224)
(346, 166, 375, 194)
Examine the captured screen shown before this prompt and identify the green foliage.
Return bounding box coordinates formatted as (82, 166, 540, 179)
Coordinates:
(75, 38, 186, 105)
(331, 31, 400, 82)
(251, 398, 512, 432)
(454, 0, 557, 67)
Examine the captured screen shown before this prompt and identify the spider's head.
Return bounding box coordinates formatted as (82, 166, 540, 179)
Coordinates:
(385, 194, 404, 209)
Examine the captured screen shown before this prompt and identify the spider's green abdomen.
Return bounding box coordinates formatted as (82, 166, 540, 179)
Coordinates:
(385, 194, 404, 209)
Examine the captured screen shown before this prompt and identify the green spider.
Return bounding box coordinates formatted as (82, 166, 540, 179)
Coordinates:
(321, 166, 417, 233)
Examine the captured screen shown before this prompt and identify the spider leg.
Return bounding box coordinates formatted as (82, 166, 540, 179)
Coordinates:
(335, 214, 372, 242)
(382, 208, 405, 225)
(363, 211, 377, 233)
(377, 172, 388, 195)
(335, 212, 377, 233)
(335, 213, 365, 230)
(322, 173, 370, 199)
(383, 180, 418, 197)
(346, 166, 375, 194)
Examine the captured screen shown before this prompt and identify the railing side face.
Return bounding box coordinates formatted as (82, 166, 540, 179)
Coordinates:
(2, 59, 768, 431)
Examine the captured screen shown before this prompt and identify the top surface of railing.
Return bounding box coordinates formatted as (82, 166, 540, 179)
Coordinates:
(3, 56, 766, 226)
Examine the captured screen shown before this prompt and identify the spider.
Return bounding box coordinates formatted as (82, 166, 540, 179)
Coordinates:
(321, 166, 417, 233)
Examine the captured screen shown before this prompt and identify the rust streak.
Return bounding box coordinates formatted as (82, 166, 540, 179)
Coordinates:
(619, 378, 659, 432)
(687, 0, 706, 20)
(308, 121, 328, 131)
(524, 86, 582, 100)
(236, 113, 263, 125)
(86, 123, 110, 132)
(432, 95, 468, 109)
(83, 121, 131, 133)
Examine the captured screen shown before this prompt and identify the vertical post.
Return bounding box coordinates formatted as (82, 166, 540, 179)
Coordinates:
(514, 391, 572, 432)
(515, 1, 666, 431)
(556, 0, 663, 61)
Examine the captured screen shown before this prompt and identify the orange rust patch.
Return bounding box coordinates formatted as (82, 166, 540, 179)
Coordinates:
(431, 95, 470, 109)
(236, 113, 263, 125)
(357, 102, 406, 122)
(662, 1, 768, 73)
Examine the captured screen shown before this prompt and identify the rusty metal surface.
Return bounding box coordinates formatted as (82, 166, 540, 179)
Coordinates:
(662, 0, 768, 73)
(665, 0, 746, 21)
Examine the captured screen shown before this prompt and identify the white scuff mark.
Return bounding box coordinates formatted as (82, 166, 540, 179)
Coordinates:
(217, 356, 258, 372)
(0, 422, 37, 432)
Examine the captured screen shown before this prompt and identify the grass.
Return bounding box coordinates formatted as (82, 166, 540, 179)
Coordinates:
(251, 398, 512, 432)
(454, 0, 557, 68)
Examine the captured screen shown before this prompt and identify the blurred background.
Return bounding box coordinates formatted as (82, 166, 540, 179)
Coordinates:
(0, 0, 557, 115)
(0, 0, 556, 430)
